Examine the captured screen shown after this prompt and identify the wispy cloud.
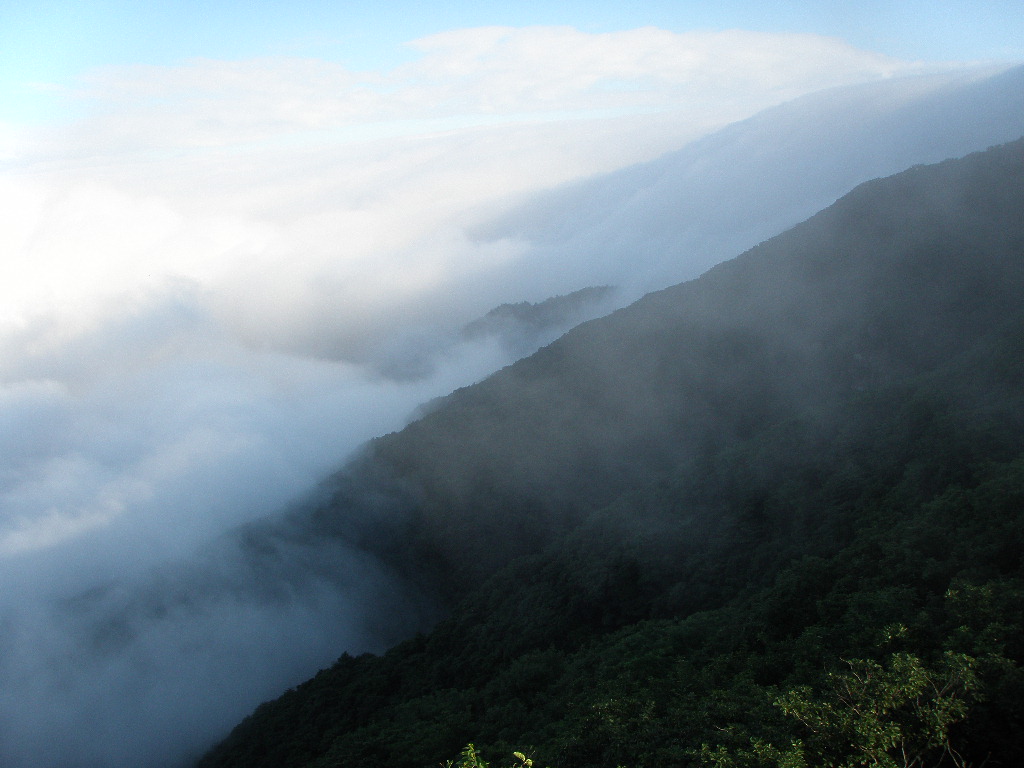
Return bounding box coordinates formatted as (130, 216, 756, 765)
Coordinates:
(401, 27, 913, 111)
(15, 26, 921, 159)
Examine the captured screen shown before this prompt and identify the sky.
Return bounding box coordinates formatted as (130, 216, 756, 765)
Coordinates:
(0, 2, 1023, 766)
(2, 0, 1024, 125)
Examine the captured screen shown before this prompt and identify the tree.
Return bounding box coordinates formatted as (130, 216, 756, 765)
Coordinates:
(703, 646, 980, 768)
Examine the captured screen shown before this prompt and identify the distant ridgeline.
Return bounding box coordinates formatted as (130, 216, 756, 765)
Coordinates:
(198, 137, 1024, 768)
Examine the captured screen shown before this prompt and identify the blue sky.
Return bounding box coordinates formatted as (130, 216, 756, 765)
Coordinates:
(3, 0, 1023, 123)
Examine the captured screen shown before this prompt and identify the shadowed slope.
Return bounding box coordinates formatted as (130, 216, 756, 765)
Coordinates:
(316, 135, 1024, 598)
(200, 135, 1024, 768)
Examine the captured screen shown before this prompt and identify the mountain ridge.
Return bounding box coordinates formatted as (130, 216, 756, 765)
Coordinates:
(198, 136, 1024, 767)
(329, 135, 1024, 595)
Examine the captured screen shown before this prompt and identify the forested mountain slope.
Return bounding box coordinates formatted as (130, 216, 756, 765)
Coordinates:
(198, 137, 1024, 768)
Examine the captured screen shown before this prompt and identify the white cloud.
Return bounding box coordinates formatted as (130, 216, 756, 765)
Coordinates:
(402, 27, 914, 113)
(13, 26, 924, 161)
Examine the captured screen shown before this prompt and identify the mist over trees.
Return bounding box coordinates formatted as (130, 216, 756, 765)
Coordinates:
(198, 138, 1024, 767)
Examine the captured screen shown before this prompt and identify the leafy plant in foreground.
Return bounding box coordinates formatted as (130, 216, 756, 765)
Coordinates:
(446, 744, 545, 768)
(702, 639, 982, 768)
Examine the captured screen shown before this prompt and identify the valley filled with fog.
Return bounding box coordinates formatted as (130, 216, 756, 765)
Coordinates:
(0, 49, 1022, 767)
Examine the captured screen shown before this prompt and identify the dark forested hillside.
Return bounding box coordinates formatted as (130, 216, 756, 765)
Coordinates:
(198, 137, 1024, 768)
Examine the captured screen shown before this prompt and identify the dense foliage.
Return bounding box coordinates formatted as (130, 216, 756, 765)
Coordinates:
(197, 138, 1024, 768)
